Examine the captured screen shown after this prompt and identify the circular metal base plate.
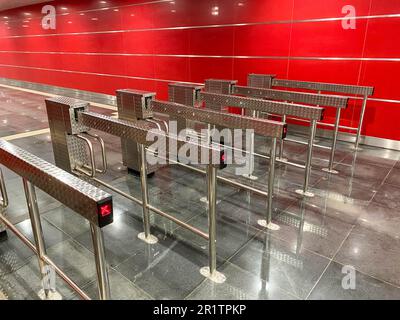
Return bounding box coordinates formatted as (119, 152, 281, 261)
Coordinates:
(276, 158, 288, 162)
(242, 174, 259, 181)
(200, 267, 226, 284)
(38, 289, 63, 300)
(257, 220, 280, 231)
(295, 189, 315, 198)
(322, 168, 339, 174)
(138, 232, 158, 244)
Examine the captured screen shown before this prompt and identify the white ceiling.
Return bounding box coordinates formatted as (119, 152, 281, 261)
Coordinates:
(0, 0, 53, 11)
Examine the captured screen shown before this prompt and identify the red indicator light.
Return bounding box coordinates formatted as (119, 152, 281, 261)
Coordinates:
(99, 203, 112, 217)
(221, 153, 226, 162)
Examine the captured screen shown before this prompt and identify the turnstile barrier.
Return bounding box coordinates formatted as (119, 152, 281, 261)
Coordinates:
(0, 139, 113, 300)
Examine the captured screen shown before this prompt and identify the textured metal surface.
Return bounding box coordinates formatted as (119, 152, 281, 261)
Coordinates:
(272, 79, 374, 96)
(151, 100, 286, 139)
(0, 140, 112, 227)
(79, 111, 223, 163)
(116, 89, 155, 120)
(233, 85, 348, 108)
(46, 97, 89, 173)
(80, 111, 156, 146)
(248, 74, 276, 89)
(201, 92, 324, 120)
(116, 89, 159, 173)
(205, 79, 238, 94)
(168, 82, 204, 107)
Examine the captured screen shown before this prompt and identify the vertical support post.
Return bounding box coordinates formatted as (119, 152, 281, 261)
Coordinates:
(23, 178, 60, 300)
(296, 120, 317, 197)
(200, 165, 226, 283)
(243, 110, 258, 180)
(322, 108, 341, 174)
(278, 114, 287, 161)
(258, 138, 280, 230)
(354, 95, 368, 151)
(0, 169, 8, 236)
(138, 144, 158, 244)
(90, 223, 111, 300)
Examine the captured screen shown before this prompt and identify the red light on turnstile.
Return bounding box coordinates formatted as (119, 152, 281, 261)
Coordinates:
(283, 125, 288, 138)
(99, 203, 112, 217)
(221, 153, 226, 162)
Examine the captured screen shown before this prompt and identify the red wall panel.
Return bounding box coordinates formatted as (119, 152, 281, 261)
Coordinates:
(0, 0, 399, 141)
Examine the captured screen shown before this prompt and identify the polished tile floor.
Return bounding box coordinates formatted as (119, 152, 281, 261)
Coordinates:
(0, 86, 400, 300)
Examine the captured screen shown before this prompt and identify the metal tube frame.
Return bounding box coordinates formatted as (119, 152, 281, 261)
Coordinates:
(138, 144, 158, 244)
(199, 165, 226, 283)
(0, 163, 112, 300)
(322, 108, 341, 174)
(23, 178, 53, 299)
(295, 120, 317, 197)
(257, 138, 280, 231)
(90, 223, 111, 300)
(354, 94, 368, 150)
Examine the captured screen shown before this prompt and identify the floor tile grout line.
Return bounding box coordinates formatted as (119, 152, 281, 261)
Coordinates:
(305, 224, 355, 300)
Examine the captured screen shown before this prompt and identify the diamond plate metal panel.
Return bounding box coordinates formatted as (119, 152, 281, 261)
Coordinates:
(272, 79, 374, 96)
(0, 140, 112, 227)
(201, 92, 324, 121)
(205, 79, 238, 94)
(46, 97, 89, 173)
(168, 83, 204, 107)
(116, 89, 156, 120)
(233, 85, 348, 109)
(248, 74, 276, 89)
(150, 100, 286, 139)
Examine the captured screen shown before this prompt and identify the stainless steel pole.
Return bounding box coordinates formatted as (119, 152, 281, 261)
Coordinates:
(322, 108, 341, 174)
(278, 114, 287, 161)
(258, 138, 280, 230)
(90, 223, 111, 300)
(200, 165, 226, 283)
(296, 119, 317, 197)
(208, 164, 217, 275)
(354, 95, 368, 150)
(243, 110, 257, 180)
(23, 178, 51, 299)
(138, 144, 158, 244)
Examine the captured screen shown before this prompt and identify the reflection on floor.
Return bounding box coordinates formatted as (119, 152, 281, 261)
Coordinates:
(0, 86, 400, 300)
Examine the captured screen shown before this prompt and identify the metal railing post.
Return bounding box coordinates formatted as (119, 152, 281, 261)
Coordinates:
(322, 108, 341, 174)
(278, 114, 287, 161)
(296, 119, 317, 197)
(258, 138, 280, 230)
(200, 164, 226, 284)
(354, 94, 368, 150)
(138, 144, 158, 244)
(23, 178, 60, 300)
(243, 110, 258, 180)
(90, 223, 111, 300)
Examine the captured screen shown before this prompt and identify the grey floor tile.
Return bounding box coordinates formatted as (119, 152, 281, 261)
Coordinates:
(385, 168, 400, 187)
(81, 269, 153, 300)
(46, 239, 98, 288)
(335, 225, 400, 287)
(43, 206, 90, 239)
(357, 202, 400, 238)
(230, 232, 330, 299)
(187, 262, 298, 300)
(372, 183, 400, 209)
(308, 261, 400, 300)
(116, 236, 209, 300)
(272, 200, 354, 258)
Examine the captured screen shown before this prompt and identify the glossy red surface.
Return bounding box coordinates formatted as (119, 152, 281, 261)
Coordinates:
(0, 0, 398, 140)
